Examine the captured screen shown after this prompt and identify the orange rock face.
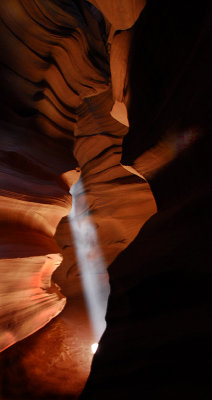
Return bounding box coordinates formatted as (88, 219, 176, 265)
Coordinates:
(89, 0, 146, 30)
(0, 0, 156, 397)
(0, 0, 110, 350)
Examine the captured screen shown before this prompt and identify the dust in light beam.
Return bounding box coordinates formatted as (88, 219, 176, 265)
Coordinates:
(69, 178, 109, 341)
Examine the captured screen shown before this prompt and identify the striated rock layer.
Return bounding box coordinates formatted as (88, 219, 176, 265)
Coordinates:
(81, 1, 212, 399)
(0, 0, 155, 384)
(0, 0, 110, 351)
(0, 122, 76, 351)
(2, 0, 211, 398)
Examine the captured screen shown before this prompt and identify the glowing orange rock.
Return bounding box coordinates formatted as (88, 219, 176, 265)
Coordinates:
(89, 0, 146, 30)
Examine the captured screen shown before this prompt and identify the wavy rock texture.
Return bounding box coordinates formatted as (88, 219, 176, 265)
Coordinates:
(81, 1, 212, 399)
(0, 0, 156, 398)
(54, 89, 156, 297)
(0, 122, 74, 351)
(0, 0, 110, 351)
(2, 1, 211, 399)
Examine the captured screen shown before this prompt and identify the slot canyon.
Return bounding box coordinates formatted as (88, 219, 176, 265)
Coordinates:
(0, 1, 211, 399)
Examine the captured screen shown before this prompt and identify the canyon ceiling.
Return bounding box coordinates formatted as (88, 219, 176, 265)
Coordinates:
(0, 1, 211, 399)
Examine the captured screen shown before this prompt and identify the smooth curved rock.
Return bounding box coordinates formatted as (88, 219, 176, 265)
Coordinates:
(0, 0, 110, 351)
(80, 1, 212, 399)
(89, 0, 146, 30)
(0, 122, 75, 351)
(0, 1, 157, 397)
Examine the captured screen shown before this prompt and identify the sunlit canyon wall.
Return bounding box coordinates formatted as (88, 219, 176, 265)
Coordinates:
(0, 1, 211, 399)
(0, 1, 156, 398)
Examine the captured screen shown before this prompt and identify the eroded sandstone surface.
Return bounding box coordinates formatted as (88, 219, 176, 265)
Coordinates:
(1, 1, 211, 399)
(0, 1, 155, 398)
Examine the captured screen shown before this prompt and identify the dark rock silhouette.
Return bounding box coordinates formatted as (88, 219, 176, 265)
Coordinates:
(0, 0, 211, 398)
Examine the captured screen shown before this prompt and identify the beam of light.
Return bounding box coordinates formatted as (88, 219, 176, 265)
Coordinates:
(69, 178, 110, 341)
(91, 343, 98, 354)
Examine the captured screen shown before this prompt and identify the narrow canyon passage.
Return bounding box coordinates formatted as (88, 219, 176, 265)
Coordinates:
(0, 1, 211, 399)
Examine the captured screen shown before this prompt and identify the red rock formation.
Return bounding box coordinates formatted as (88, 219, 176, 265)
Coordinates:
(81, 1, 212, 399)
(0, 121, 76, 351)
(89, 0, 146, 30)
(0, 2, 156, 395)
(1, 1, 211, 399)
(0, 0, 110, 351)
